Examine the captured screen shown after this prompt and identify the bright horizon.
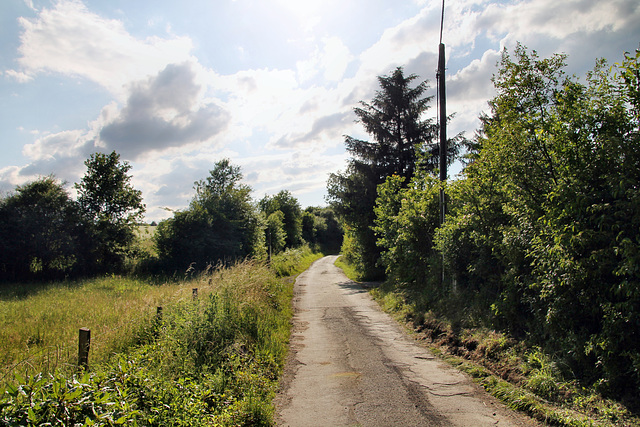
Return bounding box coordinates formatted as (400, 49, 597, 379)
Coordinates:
(1, 0, 638, 222)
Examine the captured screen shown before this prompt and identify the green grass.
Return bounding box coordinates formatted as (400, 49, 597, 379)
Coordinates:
(269, 245, 323, 277)
(0, 276, 180, 379)
(0, 254, 309, 425)
(334, 255, 361, 281)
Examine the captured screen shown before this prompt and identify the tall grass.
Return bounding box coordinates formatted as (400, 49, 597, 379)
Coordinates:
(0, 276, 206, 380)
(269, 245, 323, 277)
(1, 257, 299, 425)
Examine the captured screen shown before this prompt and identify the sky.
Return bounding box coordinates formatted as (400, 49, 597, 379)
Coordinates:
(1, 0, 638, 222)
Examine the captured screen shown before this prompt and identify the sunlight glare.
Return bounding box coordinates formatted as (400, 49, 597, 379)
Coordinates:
(274, 0, 328, 31)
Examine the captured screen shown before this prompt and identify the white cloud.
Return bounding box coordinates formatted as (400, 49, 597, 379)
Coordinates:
(358, 5, 440, 77)
(297, 37, 354, 83)
(4, 69, 33, 83)
(3, 0, 639, 222)
(12, 0, 193, 97)
(22, 129, 92, 161)
(446, 48, 501, 135)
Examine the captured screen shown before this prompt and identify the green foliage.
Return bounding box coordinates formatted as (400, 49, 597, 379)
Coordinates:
(436, 44, 640, 402)
(301, 206, 343, 253)
(75, 151, 145, 272)
(265, 210, 287, 255)
(373, 172, 441, 285)
(367, 281, 638, 426)
(328, 67, 449, 279)
(259, 191, 303, 249)
(0, 176, 89, 281)
(358, 45, 640, 410)
(1, 260, 298, 425)
(155, 159, 263, 272)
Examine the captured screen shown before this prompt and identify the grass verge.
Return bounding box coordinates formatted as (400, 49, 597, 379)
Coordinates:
(269, 245, 323, 277)
(0, 252, 317, 426)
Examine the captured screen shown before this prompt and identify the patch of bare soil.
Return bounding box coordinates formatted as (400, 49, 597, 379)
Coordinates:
(413, 317, 526, 385)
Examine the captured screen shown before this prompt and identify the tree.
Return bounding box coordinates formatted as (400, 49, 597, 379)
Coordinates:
(259, 190, 302, 249)
(373, 170, 442, 287)
(75, 151, 145, 272)
(301, 206, 343, 253)
(155, 159, 263, 271)
(0, 176, 88, 280)
(265, 210, 287, 256)
(327, 67, 457, 278)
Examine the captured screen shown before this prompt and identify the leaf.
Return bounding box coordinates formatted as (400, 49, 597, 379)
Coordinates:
(27, 407, 37, 423)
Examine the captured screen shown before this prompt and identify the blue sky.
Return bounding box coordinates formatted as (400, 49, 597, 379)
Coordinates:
(1, 0, 638, 221)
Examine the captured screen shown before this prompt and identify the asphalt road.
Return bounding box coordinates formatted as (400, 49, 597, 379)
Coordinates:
(275, 255, 537, 427)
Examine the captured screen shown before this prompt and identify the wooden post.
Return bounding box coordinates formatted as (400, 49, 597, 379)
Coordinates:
(78, 328, 90, 369)
(192, 288, 198, 300)
(156, 306, 163, 322)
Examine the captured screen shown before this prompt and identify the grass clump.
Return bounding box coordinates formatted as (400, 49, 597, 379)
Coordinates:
(334, 255, 361, 282)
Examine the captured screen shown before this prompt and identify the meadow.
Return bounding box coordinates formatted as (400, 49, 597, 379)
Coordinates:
(0, 247, 321, 425)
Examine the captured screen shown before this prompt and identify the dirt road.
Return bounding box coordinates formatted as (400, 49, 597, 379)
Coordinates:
(275, 255, 537, 426)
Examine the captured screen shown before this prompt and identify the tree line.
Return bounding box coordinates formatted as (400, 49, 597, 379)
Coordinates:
(0, 152, 145, 281)
(328, 45, 640, 403)
(0, 155, 342, 281)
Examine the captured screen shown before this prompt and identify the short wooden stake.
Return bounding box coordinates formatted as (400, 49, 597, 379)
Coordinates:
(156, 306, 163, 321)
(192, 288, 198, 300)
(78, 328, 90, 369)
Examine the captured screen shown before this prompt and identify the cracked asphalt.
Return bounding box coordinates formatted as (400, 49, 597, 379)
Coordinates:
(274, 255, 538, 426)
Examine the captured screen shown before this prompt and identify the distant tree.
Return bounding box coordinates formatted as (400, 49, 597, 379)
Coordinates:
(155, 159, 263, 271)
(75, 151, 145, 272)
(327, 67, 459, 278)
(265, 210, 287, 256)
(302, 206, 343, 253)
(259, 190, 302, 248)
(301, 210, 317, 245)
(0, 176, 88, 280)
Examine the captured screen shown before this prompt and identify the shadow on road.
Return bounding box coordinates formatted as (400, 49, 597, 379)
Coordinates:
(335, 280, 382, 295)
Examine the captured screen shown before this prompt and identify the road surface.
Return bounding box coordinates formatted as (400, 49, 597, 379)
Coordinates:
(275, 255, 537, 426)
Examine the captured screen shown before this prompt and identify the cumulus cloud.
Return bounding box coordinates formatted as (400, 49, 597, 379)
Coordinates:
(11, 0, 193, 96)
(271, 111, 355, 149)
(3, 0, 639, 222)
(358, 6, 440, 77)
(99, 62, 230, 159)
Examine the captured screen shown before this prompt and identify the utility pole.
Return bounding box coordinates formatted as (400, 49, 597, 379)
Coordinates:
(438, 42, 447, 225)
(437, 0, 447, 288)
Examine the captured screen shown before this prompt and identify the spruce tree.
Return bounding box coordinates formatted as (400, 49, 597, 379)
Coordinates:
(327, 67, 446, 278)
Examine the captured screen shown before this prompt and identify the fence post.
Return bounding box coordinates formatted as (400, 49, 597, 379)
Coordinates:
(78, 328, 90, 369)
(192, 288, 198, 300)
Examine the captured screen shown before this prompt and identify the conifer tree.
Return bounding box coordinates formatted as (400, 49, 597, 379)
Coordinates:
(328, 67, 458, 278)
